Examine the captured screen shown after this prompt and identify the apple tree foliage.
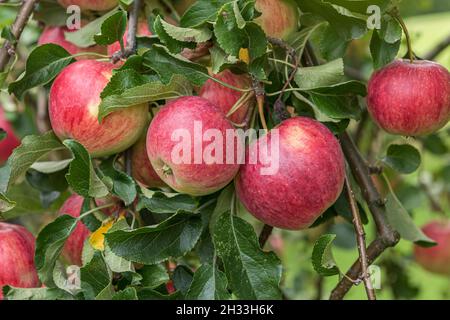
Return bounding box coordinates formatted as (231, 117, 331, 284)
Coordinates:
(0, 0, 448, 300)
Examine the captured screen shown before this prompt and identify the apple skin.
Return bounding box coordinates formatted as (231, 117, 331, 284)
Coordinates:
(199, 70, 254, 124)
(131, 132, 167, 189)
(38, 26, 106, 60)
(0, 107, 20, 164)
(0, 223, 40, 300)
(57, 0, 118, 12)
(414, 220, 450, 276)
(367, 59, 450, 136)
(107, 20, 152, 57)
(147, 96, 241, 196)
(49, 60, 148, 157)
(235, 117, 345, 230)
(255, 0, 299, 40)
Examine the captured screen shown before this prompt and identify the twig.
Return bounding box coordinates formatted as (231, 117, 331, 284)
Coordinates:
(252, 77, 268, 131)
(424, 34, 450, 60)
(258, 224, 274, 248)
(344, 175, 376, 300)
(0, 0, 38, 72)
(111, 0, 141, 63)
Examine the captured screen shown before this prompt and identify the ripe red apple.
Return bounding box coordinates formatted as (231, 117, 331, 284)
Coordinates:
(199, 70, 254, 124)
(107, 20, 152, 57)
(254, 0, 299, 40)
(414, 220, 450, 276)
(57, 0, 118, 11)
(49, 60, 148, 157)
(146, 96, 241, 196)
(0, 223, 39, 300)
(367, 59, 450, 136)
(131, 133, 167, 189)
(235, 117, 345, 230)
(38, 26, 106, 59)
(0, 107, 20, 164)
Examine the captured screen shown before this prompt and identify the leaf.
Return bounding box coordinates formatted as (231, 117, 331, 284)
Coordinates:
(143, 45, 209, 86)
(112, 287, 138, 300)
(99, 70, 192, 120)
(138, 264, 170, 288)
(185, 263, 230, 300)
(209, 45, 239, 74)
(180, 0, 232, 28)
(98, 157, 136, 205)
(172, 265, 194, 295)
(104, 218, 134, 273)
(8, 44, 74, 99)
(379, 15, 402, 44)
(89, 218, 115, 251)
(105, 212, 203, 264)
(3, 287, 74, 300)
(287, 21, 327, 58)
(294, 59, 344, 90)
(94, 11, 127, 46)
(309, 93, 361, 120)
(212, 211, 282, 300)
(30, 159, 72, 174)
(65, 8, 119, 48)
(312, 234, 340, 277)
(382, 144, 421, 174)
(80, 251, 112, 300)
(35, 215, 78, 286)
(370, 29, 400, 70)
(63, 140, 109, 198)
(209, 184, 234, 233)
(158, 15, 212, 43)
(137, 191, 198, 214)
(153, 16, 196, 54)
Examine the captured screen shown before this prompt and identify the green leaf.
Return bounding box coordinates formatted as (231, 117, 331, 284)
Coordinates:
(312, 234, 340, 277)
(382, 144, 421, 174)
(99, 157, 136, 206)
(185, 263, 230, 300)
(212, 211, 282, 300)
(287, 22, 327, 58)
(370, 29, 400, 70)
(138, 264, 170, 288)
(8, 44, 74, 99)
(65, 8, 119, 48)
(180, 0, 232, 28)
(172, 265, 194, 295)
(30, 159, 72, 174)
(63, 140, 109, 198)
(3, 287, 74, 300)
(104, 218, 134, 273)
(105, 212, 203, 264)
(143, 45, 209, 86)
(294, 58, 344, 90)
(112, 287, 138, 300)
(80, 251, 112, 300)
(379, 15, 402, 44)
(154, 15, 196, 54)
(35, 215, 78, 286)
(209, 45, 239, 74)
(94, 11, 127, 46)
(214, 3, 247, 57)
(209, 184, 234, 233)
(320, 25, 350, 60)
(137, 191, 197, 214)
(308, 93, 361, 120)
(158, 15, 212, 43)
(99, 71, 192, 120)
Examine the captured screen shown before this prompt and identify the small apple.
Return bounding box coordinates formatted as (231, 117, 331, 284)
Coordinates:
(38, 26, 106, 59)
(199, 69, 254, 124)
(235, 117, 345, 230)
(254, 0, 299, 40)
(146, 96, 241, 196)
(367, 59, 450, 136)
(107, 20, 152, 57)
(57, 0, 118, 12)
(49, 60, 149, 157)
(131, 132, 167, 189)
(0, 223, 39, 300)
(0, 107, 20, 164)
(414, 220, 450, 276)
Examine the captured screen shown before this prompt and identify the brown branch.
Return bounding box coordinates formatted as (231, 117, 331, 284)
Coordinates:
(111, 0, 141, 63)
(0, 0, 38, 72)
(344, 175, 376, 300)
(424, 34, 450, 61)
(258, 224, 273, 248)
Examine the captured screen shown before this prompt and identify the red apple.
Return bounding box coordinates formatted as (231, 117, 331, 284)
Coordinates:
(107, 20, 152, 57)
(367, 59, 450, 136)
(38, 26, 106, 60)
(414, 220, 450, 276)
(57, 0, 118, 12)
(235, 117, 345, 230)
(146, 96, 241, 196)
(0, 107, 20, 164)
(0, 223, 39, 300)
(49, 60, 149, 157)
(199, 70, 254, 124)
(254, 0, 299, 40)
(131, 132, 167, 189)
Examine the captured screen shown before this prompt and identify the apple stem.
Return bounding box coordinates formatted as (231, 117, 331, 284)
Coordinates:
(208, 75, 253, 93)
(392, 13, 414, 63)
(78, 203, 116, 220)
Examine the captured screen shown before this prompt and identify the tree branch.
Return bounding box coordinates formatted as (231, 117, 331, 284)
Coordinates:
(344, 175, 376, 300)
(0, 0, 38, 72)
(424, 34, 450, 61)
(258, 224, 274, 248)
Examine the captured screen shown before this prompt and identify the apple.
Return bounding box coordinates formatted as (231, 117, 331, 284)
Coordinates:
(367, 59, 450, 136)
(107, 20, 152, 57)
(235, 117, 345, 230)
(146, 96, 241, 196)
(414, 220, 450, 276)
(0, 223, 39, 300)
(59, 194, 120, 266)
(49, 60, 149, 157)
(57, 0, 118, 12)
(38, 26, 106, 59)
(254, 0, 299, 40)
(0, 107, 20, 164)
(131, 132, 167, 189)
(199, 69, 254, 124)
